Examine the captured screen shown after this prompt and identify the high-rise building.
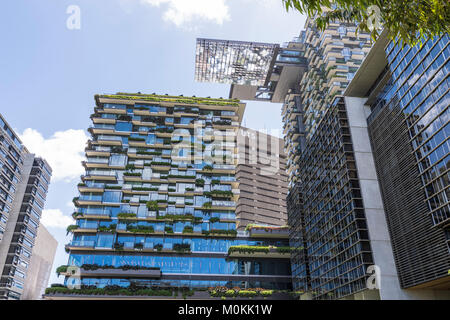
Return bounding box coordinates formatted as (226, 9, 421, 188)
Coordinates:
(46, 93, 294, 299)
(21, 224, 57, 300)
(345, 31, 450, 295)
(236, 127, 288, 229)
(193, 20, 381, 300)
(195, 18, 449, 299)
(0, 113, 53, 300)
(298, 17, 372, 139)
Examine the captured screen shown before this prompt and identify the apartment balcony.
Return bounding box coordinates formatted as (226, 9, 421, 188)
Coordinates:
(131, 119, 157, 127)
(82, 160, 111, 170)
(74, 197, 103, 206)
(77, 267, 161, 279)
(248, 227, 290, 239)
(227, 248, 291, 259)
(91, 116, 116, 125)
(76, 209, 112, 219)
(88, 127, 114, 135)
(82, 171, 118, 182)
(85, 146, 111, 157)
(95, 140, 122, 147)
(65, 240, 96, 251)
(77, 183, 105, 193)
(101, 106, 127, 115)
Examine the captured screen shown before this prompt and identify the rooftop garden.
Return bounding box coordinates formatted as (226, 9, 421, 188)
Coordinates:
(99, 93, 240, 107)
(44, 284, 294, 299)
(228, 245, 299, 255)
(244, 224, 290, 232)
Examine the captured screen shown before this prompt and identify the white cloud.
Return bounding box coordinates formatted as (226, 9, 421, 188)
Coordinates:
(19, 128, 88, 182)
(40, 209, 73, 229)
(140, 0, 230, 27)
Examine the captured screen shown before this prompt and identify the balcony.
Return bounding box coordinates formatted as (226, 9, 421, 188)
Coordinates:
(82, 171, 118, 181)
(227, 246, 292, 259)
(80, 209, 112, 219)
(78, 267, 161, 278)
(66, 240, 96, 249)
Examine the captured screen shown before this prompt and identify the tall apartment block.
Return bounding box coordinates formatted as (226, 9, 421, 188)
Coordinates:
(236, 127, 288, 229)
(193, 19, 449, 299)
(298, 17, 372, 139)
(285, 19, 384, 300)
(345, 31, 450, 296)
(0, 114, 53, 300)
(46, 93, 293, 299)
(194, 21, 385, 299)
(21, 224, 57, 300)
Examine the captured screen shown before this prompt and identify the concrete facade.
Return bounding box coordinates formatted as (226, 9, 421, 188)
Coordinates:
(21, 225, 57, 300)
(344, 96, 405, 300)
(0, 113, 53, 300)
(236, 128, 289, 229)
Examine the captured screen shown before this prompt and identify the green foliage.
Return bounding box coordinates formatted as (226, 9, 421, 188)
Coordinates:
(228, 245, 270, 254)
(168, 174, 196, 179)
(128, 136, 146, 142)
(157, 213, 195, 221)
(98, 224, 117, 233)
(228, 245, 298, 254)
(261, 290, 274, 297)
(182, 226, 194, 233)
(208, 287, 271, 298)
(132, 187, 156, 191)
(66, 225, 79, 235)
(173, 243, 191, 253)
(123, 172, 142, 176)
(205, 229, 237, 236)
(146, 200, 159, 211)
(126, 225, 155, 234)
(202, 202, 212, 209)
(204, 190, 233, 198)
(105, 185, 122, 190)
(195, 178, 205, 187)
(72, 211, 84, 218)
(56, 265, 68, 276)
(282, 0, 450, 46)
(211, 179, 220, 186)
(45, 286, 174, 297)
(117, 213, 137, 219)
(101, 93, 240, 106)
(238, 290, 258, 297)
(133, 243, 143, 250)
(151, 161, 171, 166)
(136, 150, 162, 156)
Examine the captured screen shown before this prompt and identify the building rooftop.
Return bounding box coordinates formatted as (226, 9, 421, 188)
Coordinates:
(195, 38, 307, 103)
(195, 38, 279, 86)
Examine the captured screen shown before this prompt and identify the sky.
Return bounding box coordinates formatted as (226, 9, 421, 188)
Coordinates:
(0, 0, 306, 285)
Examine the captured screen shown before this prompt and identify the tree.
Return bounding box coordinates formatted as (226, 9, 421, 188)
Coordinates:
(282, 0, 450, 46)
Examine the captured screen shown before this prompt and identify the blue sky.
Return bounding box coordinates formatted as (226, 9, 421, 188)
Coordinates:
(0, 0, 306, 285)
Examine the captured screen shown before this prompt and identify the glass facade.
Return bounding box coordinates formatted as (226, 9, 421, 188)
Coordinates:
(367, 34, 450, 288)
(290, 98, 374, 299)
(62, 94, 293, 294)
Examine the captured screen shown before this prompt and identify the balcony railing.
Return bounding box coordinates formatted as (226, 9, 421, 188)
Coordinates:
(68, 240, 95, 248)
